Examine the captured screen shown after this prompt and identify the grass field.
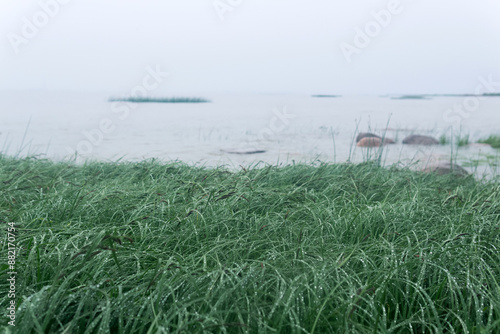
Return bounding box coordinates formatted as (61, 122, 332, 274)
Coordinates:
(479, 136, 500, 149)
(1, 155, 499, 333)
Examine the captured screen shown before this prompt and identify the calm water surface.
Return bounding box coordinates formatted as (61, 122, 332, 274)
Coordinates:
(1, 91, 499, 176)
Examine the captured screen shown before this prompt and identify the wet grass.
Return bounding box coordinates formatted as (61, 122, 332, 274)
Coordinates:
(439, 133, 469, 147)
(439, 134, 448, 145)
(457, 134, 470, 147)
(479, 135, 500, 149)
(1, 156, 499, 333)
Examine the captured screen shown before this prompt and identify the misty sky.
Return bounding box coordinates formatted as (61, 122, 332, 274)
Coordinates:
(1, 0, 499, 95)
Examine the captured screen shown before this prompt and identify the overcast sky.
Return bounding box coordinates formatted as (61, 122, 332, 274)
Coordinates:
(1, 0, 499, 95)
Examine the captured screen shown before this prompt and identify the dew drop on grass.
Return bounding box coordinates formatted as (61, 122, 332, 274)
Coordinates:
(16, 286, 52, 314)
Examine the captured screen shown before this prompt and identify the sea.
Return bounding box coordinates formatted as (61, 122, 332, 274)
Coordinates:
(1, 91, 499, 177)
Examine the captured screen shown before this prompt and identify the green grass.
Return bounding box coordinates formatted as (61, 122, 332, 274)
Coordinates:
(438, 134, 470, 147)
(478, 135, 500, 149)
(1, 156, 500, 333)
(457, 134, 470, 147)
(439, 134, 448, 145)
(108, 97, 210, 103)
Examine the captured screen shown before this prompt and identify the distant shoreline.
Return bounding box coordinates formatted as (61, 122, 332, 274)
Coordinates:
(311, 94, 342, 98)
(108, 96, 211, 103)
(390, 93, 500, 100)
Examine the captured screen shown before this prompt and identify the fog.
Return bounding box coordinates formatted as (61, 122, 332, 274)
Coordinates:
(1, 0, 500, 95)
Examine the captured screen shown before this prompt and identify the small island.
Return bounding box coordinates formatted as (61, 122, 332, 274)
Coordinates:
(108, 96, 210, 103)
(311, 94, 342, 98)
(390, 95, 430, 100)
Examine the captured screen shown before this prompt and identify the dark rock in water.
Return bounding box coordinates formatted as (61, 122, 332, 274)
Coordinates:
(356, 132, 380, 143)
(357, 137, 383, 147)
(422, 162, 469, 177)
(402, 135, 439, 145)
(221, 149, 266, 155)
(356, 132, 395, 144)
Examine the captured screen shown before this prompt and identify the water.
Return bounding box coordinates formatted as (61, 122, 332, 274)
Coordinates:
(1, 91, 499, 175)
